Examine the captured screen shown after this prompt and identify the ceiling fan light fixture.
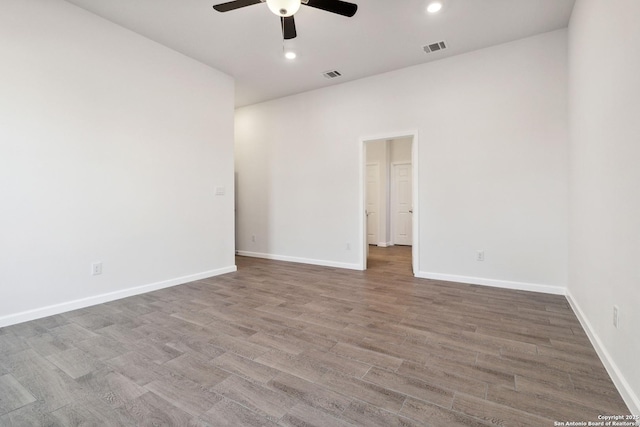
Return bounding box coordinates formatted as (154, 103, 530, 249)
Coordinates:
(426, 1, 443, 14)
(266, 0, 301, 17)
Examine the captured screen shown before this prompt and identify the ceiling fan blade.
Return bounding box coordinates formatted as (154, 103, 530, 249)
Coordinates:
(281, 16, 297, 40)
(213, 0, 261, 12)
(304, 0, 357, 17)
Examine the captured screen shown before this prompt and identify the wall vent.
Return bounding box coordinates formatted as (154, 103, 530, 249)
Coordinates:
(322, 70, 342, 79)
(423, 41, 447, 53)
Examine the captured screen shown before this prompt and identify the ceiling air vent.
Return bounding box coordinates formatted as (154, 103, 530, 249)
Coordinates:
(423, 40, 447, 54)
(322, 70, 342, 79)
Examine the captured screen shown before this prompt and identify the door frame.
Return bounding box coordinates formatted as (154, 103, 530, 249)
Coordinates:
(360, 130, 419, 274)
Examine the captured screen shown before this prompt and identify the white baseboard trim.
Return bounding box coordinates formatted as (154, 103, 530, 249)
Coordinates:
(377, 242, 393, 248)
(415, 271, 566, 295)
(236, 250, 361, 271)
(0, 265, 237, 328)
(566, 291, 640, 416)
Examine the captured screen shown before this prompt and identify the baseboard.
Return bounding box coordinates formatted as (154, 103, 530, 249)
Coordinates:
(0, 265, 237, 328)
(415, 271, 566, 295)
(566, 291, 640, 416)
(236, 250, 361, 271)
(377, 242, 393, 248)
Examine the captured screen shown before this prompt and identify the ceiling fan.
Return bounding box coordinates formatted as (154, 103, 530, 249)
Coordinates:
(212, 0, 358, 40)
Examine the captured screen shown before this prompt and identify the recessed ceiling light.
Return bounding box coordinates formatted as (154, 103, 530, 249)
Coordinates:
(427, 1, 443, 14)
(284, 51, 297, 60)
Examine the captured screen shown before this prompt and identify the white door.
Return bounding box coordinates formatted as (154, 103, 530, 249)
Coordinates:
(366, 163, 380, 245)
(392, 163, 412, 246)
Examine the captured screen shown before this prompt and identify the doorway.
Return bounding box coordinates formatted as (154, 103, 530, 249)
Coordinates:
(361, 133, 418, 275)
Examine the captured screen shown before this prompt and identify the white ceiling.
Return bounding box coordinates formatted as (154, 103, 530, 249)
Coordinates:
(64, 0, 576, 107)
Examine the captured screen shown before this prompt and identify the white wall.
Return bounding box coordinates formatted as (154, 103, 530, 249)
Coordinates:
(568, 0, 640, 414)
(236, 29, 569, 292)
(0, 0, 236, 326)
(390, 138, 412, 165)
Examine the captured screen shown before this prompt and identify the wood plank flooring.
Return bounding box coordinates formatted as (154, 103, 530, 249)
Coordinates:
(0, 246, 630, 426)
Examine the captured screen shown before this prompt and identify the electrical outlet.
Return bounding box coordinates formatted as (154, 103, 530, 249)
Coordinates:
(613, 306, 619, 328)
(346, 242, 351, 250)
(477, 250, 485, 261)
(91, 262, 102, 276)
(251, 235, 256, 243)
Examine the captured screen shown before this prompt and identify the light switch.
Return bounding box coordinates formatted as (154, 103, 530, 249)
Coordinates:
(215, 186, 225, 196)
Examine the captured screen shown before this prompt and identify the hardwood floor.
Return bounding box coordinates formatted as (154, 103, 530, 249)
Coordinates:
(0, 246, 630, 426)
